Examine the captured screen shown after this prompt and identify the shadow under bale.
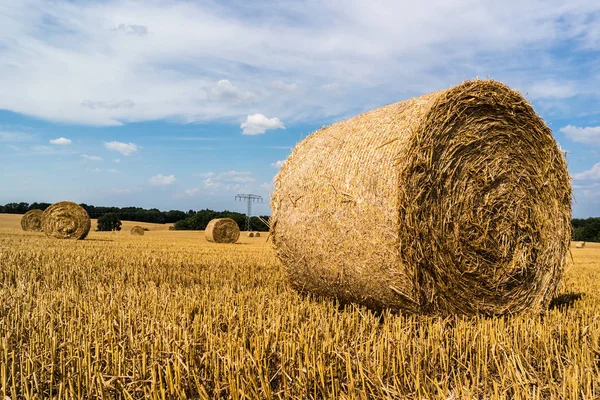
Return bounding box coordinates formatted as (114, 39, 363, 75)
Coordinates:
(549, 292, 584, 310)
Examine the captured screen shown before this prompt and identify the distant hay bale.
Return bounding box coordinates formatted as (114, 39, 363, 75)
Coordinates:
(131, 226, 145, 235)
(255, 232, 261, 237)
(42, 201, 91, 240)
(205, 218, 240, 244)
(248, 232, 255, 237)
(21, 209, 43, 232)
(575, 242, 585, 248)
(272, 79, 572, 316)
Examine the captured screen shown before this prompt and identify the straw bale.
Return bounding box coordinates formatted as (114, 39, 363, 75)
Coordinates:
(575, 242, 585, 248)
(21, 209, 43, 232)
(205, 218, 240, 244)
(42, 201, 91, 240)
(272, 80, 571, 315)
(248, 232, 255, 237)
(131, 226, 145, 235)
(255, 232, 261, 237)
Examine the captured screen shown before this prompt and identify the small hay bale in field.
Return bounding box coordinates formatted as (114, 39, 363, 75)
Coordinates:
(255, 232, 261, 237)
(248, 232, 255, 237)
(205, 218, 240, 244)
(272, 79, 572, 316)
(21, 209, 43, 232)
(42, 201, 91, 240)
(575, 242, 585, 248)
(131, 226, 145, 235)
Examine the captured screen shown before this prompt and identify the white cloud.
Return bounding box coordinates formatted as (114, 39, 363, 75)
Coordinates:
(0, 131, 34, 142)
(271, 80, 297, 91)
(198, 171, 257, 192)
(113, 158, 121, 163)
(174, 187, 201, 198)
(149, 174, 175, 185)
(113, 24, 149, 36)
(271, 160, 285, 168)
(560, 125, 600, 146)
(210, 80, 255, 102)
(104, 141, 138, 156)
(81, 154, 103, 161)
(200, 170, 255, 183)
(49, 137, 72, 145)
(321, 83, 340, 94)
(241, 114, 285, 135)
(260, 182, 273, 191)
(572, 163, 600, 181)
(1, 1, 600, 127)
(526, 80, 578, 100)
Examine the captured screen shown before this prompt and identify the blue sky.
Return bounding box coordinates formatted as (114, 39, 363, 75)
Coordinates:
(1, 0, 599, 217)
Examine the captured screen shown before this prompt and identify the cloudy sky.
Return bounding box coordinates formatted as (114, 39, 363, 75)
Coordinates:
(1, 0, 599, 217)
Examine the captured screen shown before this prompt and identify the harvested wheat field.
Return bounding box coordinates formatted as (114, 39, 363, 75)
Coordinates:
(0, 213, 599, 399)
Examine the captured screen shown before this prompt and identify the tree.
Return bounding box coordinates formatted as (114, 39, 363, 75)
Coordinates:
(97, 213, 122, 231)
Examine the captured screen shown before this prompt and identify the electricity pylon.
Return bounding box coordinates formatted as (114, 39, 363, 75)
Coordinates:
(235, 194, 263, 231)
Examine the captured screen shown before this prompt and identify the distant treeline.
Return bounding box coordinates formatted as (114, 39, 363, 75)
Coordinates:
(572, 218, 600, 243)
(2, 202, 596, 238)
(0, 202, 269, 231)
(172, 210, 269, 231)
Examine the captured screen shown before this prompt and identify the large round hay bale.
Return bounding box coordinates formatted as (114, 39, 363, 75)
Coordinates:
(272, 80, 571, 316)
(248, 232, 255, 237)
(42, 201, 91, 240)
(21, 209, 43, 232)
(255, 232, 261, 238)
(205, 218, 240, 244)
(131, 226, 145, 235)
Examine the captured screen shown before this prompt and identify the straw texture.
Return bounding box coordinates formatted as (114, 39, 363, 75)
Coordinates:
(21, 209, 43, 232)
(42, 201, 91, 240)
(272, 80, 572, 316)
(131, 226, 145, 235)
(205, 218, 240, 244)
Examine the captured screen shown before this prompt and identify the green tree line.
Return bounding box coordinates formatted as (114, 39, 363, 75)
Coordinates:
(1, 202, 596, 238)
(572, 218, 600, 242)
(0, 202, 269, 231)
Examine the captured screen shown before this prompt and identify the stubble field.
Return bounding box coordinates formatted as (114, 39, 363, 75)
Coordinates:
(0, 213, 599, 399)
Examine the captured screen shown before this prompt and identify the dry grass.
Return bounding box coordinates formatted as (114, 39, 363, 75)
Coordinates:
(0, 214, 598, 399)
(272, 80, 571, 316)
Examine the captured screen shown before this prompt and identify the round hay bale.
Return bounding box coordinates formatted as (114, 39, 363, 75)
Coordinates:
(205, 218, 240, 244)
(248, 232, 255, 237)
(42, 201, 91, 240)
(272, 80, 571, 316)
(575, 241, 585, 249)
(21, 209, 43, 232)
(131, 226, 145, 235)
(255, 232, 261, 237)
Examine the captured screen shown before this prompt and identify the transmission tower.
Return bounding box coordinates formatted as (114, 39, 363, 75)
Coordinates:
(235, 194, 263, 231)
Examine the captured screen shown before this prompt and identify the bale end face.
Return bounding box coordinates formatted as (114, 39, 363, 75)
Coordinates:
(205, 218, 240, 244)
(21, 209, 44, 232)
(248, 232, 255, 237)
(42, 201, 91, 240)
(255, 232, 261, 237)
